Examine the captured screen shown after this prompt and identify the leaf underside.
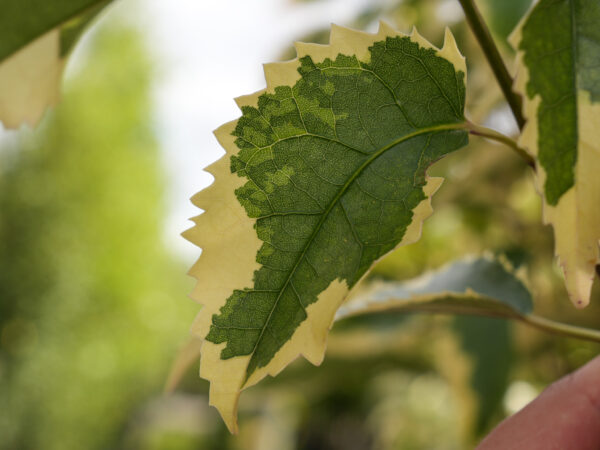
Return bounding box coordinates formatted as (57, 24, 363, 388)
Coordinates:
(512, 0, 600, 306)
(185, 23, 468, 432)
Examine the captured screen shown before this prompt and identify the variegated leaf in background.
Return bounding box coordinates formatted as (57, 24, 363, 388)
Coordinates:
(511, 0, 600, 307)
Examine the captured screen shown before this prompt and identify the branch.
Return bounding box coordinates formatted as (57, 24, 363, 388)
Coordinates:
(457, 0, 526, 130)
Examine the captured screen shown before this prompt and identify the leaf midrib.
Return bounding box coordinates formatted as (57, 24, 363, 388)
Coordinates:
(243, 120, 467, 383)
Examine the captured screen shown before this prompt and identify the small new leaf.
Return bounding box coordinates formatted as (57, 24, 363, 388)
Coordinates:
(0, 0, 111, 128)
(185, 23, 468, 432)
(511, 0, 600, 307)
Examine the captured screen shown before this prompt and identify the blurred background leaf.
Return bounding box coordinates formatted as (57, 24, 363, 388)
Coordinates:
(0, 0, 113, 128)
(0, 0, 111, 62)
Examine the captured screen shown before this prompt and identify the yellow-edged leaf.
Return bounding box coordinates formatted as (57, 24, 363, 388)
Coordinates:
(184, 23, 469, 432)
(510, 0, 600, 307)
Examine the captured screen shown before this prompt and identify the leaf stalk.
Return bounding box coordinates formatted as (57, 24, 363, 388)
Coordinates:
(342, 306, 600, 345)
(465, 121, 535, 168)
(520, 314, 600, 343)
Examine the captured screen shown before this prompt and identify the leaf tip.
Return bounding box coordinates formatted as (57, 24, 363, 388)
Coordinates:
(209, 389, 240, 434)
(562, 263, 595, 309)
(201, 341, 248, 434)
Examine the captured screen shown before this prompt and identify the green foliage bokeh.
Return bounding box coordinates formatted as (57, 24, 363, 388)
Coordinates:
(0, 21, 195, 450)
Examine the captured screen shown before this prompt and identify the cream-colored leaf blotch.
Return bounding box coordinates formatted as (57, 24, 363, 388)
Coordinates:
(512, 34, 600, 308)
(183, 22, 466, 433)
(0, 30, 66, 129)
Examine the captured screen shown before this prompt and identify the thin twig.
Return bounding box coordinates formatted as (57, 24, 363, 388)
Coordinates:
(522, 315, 600, 344)
(457, 0, 526, 130)
(338, 302, 600, 345)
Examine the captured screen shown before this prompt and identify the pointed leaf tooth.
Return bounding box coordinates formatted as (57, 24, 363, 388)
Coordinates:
(440, 26, 467, 76)
(378, 20, 406, 38)
(189, 186, 216, 210)
(181, 221, 204, 248)
(202, 158, 225, 179)
(234, 90, 266, 109)
(329, 23, 375, 60)
(294, 41, 328, 59)
(410, 26, 437, 52)
(205, 350, 247, 434)
(263, 60, 301, 92)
